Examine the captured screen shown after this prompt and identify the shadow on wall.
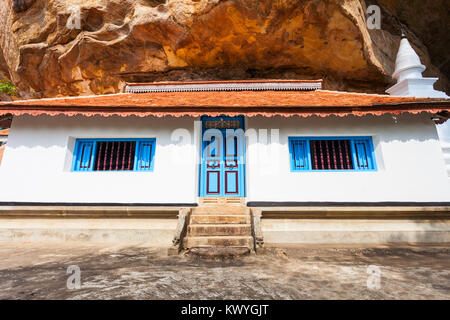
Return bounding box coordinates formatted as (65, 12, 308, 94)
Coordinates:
(5, 113, 444, 175)
(8, 114, 198, 149)
(6, 115, 200, 173)
(11, 113, 440, 149)
(249, 113, 439, 143)
(384, 219, 450, 244)
(4, 113, 443, 178)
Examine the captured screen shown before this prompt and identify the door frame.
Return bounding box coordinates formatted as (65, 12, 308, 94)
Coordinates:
(198, 115, 246, 198)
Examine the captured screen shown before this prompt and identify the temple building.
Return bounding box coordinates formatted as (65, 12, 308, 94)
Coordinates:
(0, 37, 449, 252)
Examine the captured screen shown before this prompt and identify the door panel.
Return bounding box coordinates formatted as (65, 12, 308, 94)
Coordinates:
(225, 171, 239, 194)
(206, 171, 220, 194)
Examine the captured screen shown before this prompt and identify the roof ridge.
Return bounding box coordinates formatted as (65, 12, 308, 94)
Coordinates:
(126, 79, 323, 86)
(125, 79, 323, 93)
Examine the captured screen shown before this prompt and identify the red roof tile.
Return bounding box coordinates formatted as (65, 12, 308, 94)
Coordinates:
(0, 90, 448, 118)
(0, 129, 9, 136)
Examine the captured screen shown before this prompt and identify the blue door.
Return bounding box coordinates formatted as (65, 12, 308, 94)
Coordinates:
(200, 116, 246, 197)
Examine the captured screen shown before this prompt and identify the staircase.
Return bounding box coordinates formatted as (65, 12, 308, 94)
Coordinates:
(183, 200, 254, 258)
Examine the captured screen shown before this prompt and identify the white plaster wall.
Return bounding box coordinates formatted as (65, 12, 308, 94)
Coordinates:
(0, 115, 199, 204)
(436, 122, 450, 178)
(246, 114, 450, 202)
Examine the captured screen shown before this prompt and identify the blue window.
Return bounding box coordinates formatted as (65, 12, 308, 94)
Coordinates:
(289, 137, 377, 172)
(72, 138, 156, 172)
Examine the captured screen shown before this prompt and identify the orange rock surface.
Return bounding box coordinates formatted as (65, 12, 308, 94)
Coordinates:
(0, 0, 448, 98)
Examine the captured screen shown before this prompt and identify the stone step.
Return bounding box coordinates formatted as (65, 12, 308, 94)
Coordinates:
(192, 206, 247, 215)
(188, 224, 252, 236)
(190, 215, 250, 225)
(184, 236, 254, 248)
(199, 197, 245, 206)
(187, 246, 251, 259)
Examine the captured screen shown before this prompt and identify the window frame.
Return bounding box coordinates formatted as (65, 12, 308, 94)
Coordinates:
(288, 136, 377, 172)
(71, 138, 156, 172)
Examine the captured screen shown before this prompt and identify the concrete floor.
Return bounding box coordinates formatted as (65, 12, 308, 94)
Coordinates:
(0, 242, 448, 300)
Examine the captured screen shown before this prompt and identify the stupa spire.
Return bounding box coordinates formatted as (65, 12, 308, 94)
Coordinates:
(386, 35, 448, 98)
(392, 37, 426, 83)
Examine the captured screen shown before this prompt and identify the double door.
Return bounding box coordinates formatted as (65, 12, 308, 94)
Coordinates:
(200, 116, 245, 197)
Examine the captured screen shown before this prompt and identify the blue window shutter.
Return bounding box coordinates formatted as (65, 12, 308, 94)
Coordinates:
(288, 136, 376, 172)
(136, 140, 155, 171)
(73, 141, 95, 171)
(352, 138, 375, 170)
(290, 138, 309, 171)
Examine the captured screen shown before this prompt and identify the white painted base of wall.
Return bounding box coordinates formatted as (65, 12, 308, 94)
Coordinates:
(1, 217, 449, 245)
(262, 219, 450, 244)
(0, 218, 177, 245)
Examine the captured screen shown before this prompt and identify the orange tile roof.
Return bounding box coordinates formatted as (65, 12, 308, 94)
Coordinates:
(0, 90, 448, 118)
(0, 129, 9, 136)
(1, 90, 447, 107)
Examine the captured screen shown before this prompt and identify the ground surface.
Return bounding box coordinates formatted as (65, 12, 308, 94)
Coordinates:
(0, 242, 448, 300)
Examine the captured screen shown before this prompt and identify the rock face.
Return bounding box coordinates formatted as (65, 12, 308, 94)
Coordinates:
(13, 0, 36, 13)
(0, 0, 448, 98)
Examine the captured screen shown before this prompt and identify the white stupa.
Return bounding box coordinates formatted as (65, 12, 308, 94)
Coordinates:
(386, 35, 449, 98)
